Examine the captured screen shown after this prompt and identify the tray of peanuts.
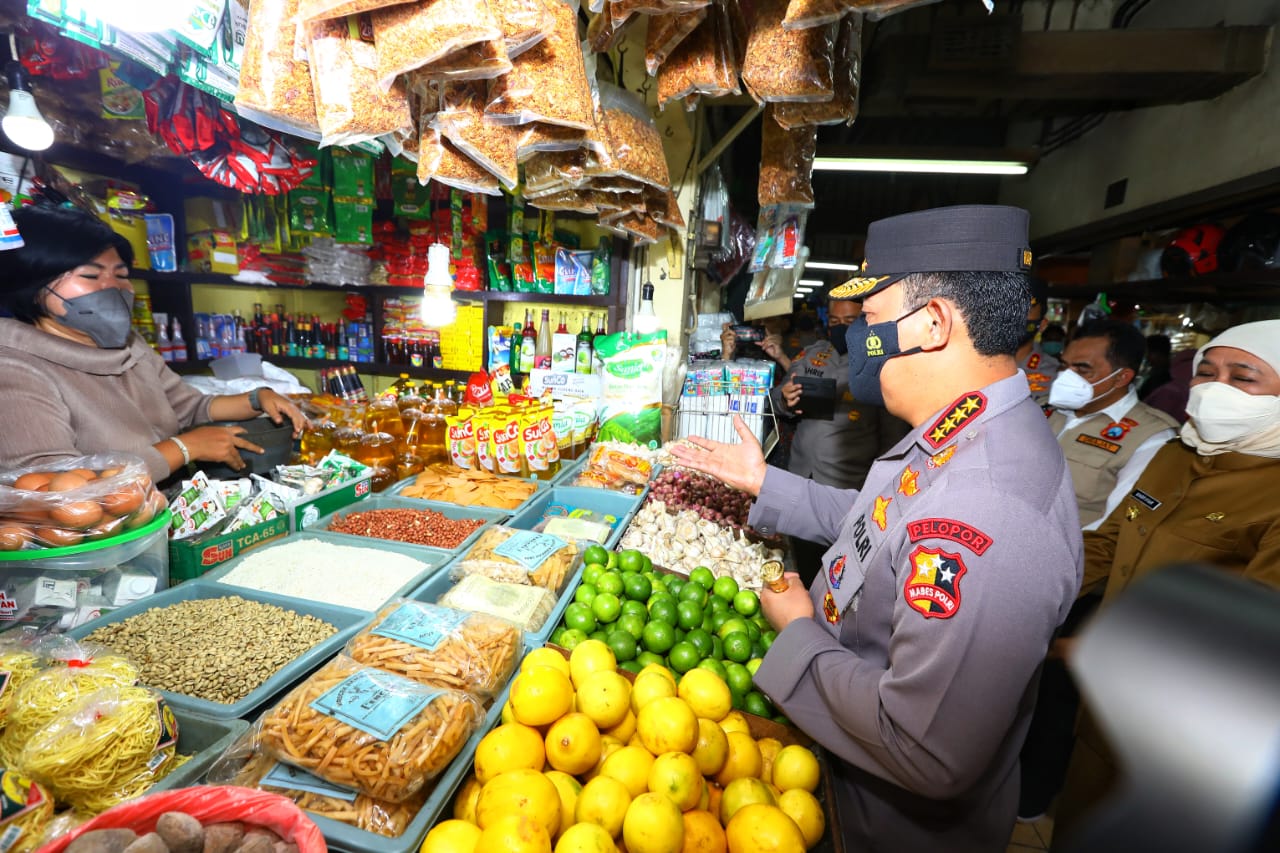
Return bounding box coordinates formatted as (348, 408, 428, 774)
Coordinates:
(449, 525, 580, 594)
(343, 599, 522, 700)
(254, 655, 483, 803)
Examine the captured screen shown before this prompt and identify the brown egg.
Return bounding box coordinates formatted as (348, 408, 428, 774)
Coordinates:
(12, 472, 54, 491)
(50, 500, 104, 530)
(46, 472, 90, 492)
(97, 466, 124, 479)
(7, 500, 50, 524)
(100, 486, 144, 518)
(35, 526, 83, 547)
(148, 490, 168, 515)
(84, 516, 125, 542)
(0, 525, 33, 551)
(124, 501, 156, 530)
(67, 468, 97, 481)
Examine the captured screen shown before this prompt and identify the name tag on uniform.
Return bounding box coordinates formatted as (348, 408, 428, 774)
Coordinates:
(1076, 434, 1121, 454)
(1130, 489, 1162, 511)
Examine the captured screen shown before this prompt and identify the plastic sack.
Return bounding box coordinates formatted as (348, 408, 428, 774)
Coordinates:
(36, 786, 327, 853)
(657, 0, 739, 109)
(298, 0, 415, 21)
(613, 211, 665, 245)
(432, 81, 520, 189)
(371, 0, 502, 91)
(486, 0, 595, 130)
(783, 0, 845, 29)
(842, 0, 944, 18)
(453, 526, 580, 592)
(742, 0, 837, 103)
(773, 12, 861, 128)
(19, 685, 178, 814)
(407, 36, 513, 81)
(645, 7, 708, 75)
(516, 122, 589, 160)
(437, 574, 558, 632)
(594, 330, 667, 447)
(492, 0, 555, 58)
(528, 190, 597, 214)
(256, 655, 482, 803)
(208, 733, 426, 838)
(581, 441, 656, 489)
(307, 16, 413, 148)
(0, 453, 164, 552)
(587, 0, 637, 53)
(598, 83, 671, 190)
(345, 598, 523, 699)
(234, 0, 320, 134)
(648, 186, 686, 232)
(759, 108, 817, 208)
(525, 150, 590, 195)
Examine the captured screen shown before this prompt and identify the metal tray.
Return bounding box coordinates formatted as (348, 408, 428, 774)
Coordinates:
(303, 496, 509, 559)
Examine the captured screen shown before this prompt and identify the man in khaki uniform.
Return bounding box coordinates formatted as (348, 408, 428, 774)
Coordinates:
(1051, 319, 1280, 848)
(1045, 320, 1178, 528)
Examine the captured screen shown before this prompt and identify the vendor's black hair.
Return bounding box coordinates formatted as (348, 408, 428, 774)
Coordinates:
(0, 204, 134, 323)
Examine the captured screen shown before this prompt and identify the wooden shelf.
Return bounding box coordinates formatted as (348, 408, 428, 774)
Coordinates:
(170, 357, 474, 382)
(1048, 269, 1280, 304)
(451, 290, 616, 306)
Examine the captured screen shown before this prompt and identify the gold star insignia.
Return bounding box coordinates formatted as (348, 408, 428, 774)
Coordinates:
(960, 396, 981, 415)
(1125, 505, 1140, 521)
(872, 495, 892, 531)
(929, 426, 948, 444)
(944, 412, 961, 431)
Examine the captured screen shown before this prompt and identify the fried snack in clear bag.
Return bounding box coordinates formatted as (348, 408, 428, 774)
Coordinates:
(417, 125, 503, 195)
(783, 0, 845, 29)
(516, 122, 588, 160)
(528, 191, 597, 214)
(525, 150, 590, 195)
(773, 12, 861, 128)
(431, 81, 520, 189)
(656, 1, 739, 110)
(408, 36, 513, 81)
(371, 0, 502, 91)
(298, 0, 415, 22)
(759, 107, 817, 208)
(492, 0, 556, 57)
(18, 685, 178, 815)
(345, 599, 522, 699)
(454, 526, 579, 592)
(306, 15, 412, 147)
(437, 574, 558, 632)
(208, 735, 426, 838)
(235, 0, 319, 133)
(587, 0, 637, 53)
(256, 656, 483, 803)
(645, 7, 708, 75)
(742, 0, 837, 103)
(598, 84, 671, 190)
(647, 187, 686, 232)
(486, 0, 595, 129)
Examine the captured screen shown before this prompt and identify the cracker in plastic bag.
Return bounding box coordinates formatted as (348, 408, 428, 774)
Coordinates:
(256, 655, 483, 803)
(409, 36, 513, 81)
(772, 12, 861, 128)
(647, 186, 686, 232)
(371, 0, 502, 91)
(645, 7, 708, 76)
(345, 599, 522, 699)
(516, 122, 588, 160)
(492, 0, 556, 57)
(454, 526, 579, 592)
(598, 84, 671, 190)
(759, 107, 817, 208)
(432, 81, 520, 189)
(656, 1, 739, 110)
(486, 0, 595, 130)
(307, 15, 413, 148)
(783, 0, 845, 29)
(234, 0, 320, 133)
(418, 124, 503, 195)
(525, 150, 590, 195)
(436, 574, 558, 632)
(587, 0, 636, 53)
(742, 0, 837, 103)
(528, 191, 597, 214)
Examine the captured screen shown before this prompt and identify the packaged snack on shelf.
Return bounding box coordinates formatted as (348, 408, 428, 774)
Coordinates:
(436, 573, 557, 632)
(581, 441, 655, 487)
(741, 0, 837, 103)
(759, 109, 817, 208)
(234, 0, 320, 134)
(0, 770, 53, 853)
(345, 599, 522, 698)
(305, 15, 413, 148)
(371, 0, 502, 91)
(453, 526, 579, 591)
(486, 0, 595, 129)
(255, 655, 483, 802)
(773, 12, 861, 128)
(492, 0, 556, 57)
(396, 465, 538, 508)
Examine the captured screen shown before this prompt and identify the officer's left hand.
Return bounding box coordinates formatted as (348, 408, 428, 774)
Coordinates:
(761, 572, 813, 631)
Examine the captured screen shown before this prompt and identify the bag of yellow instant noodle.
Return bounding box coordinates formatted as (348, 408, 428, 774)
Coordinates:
(0, 770, 54, 853)
(18, 685, 179, 815)
(0, 644, 42, 734)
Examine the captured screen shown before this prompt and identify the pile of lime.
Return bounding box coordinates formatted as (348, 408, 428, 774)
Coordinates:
(550, 546, 786, 723)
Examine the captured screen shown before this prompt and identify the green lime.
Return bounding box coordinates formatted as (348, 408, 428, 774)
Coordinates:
(636, 651, 665, 669)
(558, 628, 588, 651)
(761, 631, 777, 653)
(676, 600, 704, 631)
(732, 590, 760, 617)
(574, 583, 598, 606)
(723, 631, 752, 664)
(597, 572, 624, 596)
(743, 691, 775, 718)
(679, 583, 708, 606)
(641, 555, 653, 573)
(667, 641, 700, 674)
(550, 626, 565, 645)
(751, 642, 765, 660)
(712, 575, 739, 601)
(745, 621, 761, 642)
(642, 621, 676, 655)
(684, 628, 713, 659)
(592, 592, 622, 625)
(617, 613, 646, 640)
(710, 636, 724, 660)
(664, 577, 686, 598)
(606, 551, 620, 570)
(731, 692, 745, 710)
(717, 618, 751, 641)
(700, 614, 715, 634)
(689, 566, 715, 591)
(674, 627, 687, 644)
(773, 714, 790, 726)
(582, 564, 604, 585)
(724, 662, 753, 697)
(589, 630, 609, 643)
(621, 599, 649, 620)
(697, 658, 728, 681)
(583, 544, 609, 566)
(618, 549, 645, 572)
(745, 658, 763, 677)
(648, 598, 678, 626)
(563, 602, 597, 634)
(606, 629, 638, 662)
(709, 596, 731, 615)
(622, 573, 652, 602)
(751, 614, 772, 632)
(619, 660, 644, 675)
(710, 612, 731, 633)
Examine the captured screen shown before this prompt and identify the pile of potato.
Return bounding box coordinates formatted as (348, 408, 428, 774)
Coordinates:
(65, 812, 297, 853)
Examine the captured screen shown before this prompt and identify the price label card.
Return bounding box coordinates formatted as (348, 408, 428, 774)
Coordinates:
(373, 603, 470, 651)
(309, 670, 438, 741)
(493, 531, 567, 571)
(261, 762, 359, 802)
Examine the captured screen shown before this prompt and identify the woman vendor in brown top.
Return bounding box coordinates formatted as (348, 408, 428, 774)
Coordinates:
(0, 204, 306, 483)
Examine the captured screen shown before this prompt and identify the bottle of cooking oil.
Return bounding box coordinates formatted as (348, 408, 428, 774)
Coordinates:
(299, 417, 338, 465)
(355, 430, 398, 492)
(397, 379, 425, 413)
(333, 405, 366, 458)
(364, 396, 406, 442)
(396, 407, 429, 481)
(420, 383, 455, 465)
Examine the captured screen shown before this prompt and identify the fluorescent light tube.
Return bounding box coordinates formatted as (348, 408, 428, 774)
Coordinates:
(812, 157, 1029, 176)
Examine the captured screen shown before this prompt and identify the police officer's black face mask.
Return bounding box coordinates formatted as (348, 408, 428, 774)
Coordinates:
(846, 306, 927, 406)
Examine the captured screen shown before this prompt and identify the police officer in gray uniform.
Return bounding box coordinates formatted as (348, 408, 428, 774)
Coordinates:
(673, 205, 1083, 852)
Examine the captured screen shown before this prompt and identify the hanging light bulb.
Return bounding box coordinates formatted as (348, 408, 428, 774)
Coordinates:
(421, 242, 456, 328)
(81, 0, 196, 33)
(2, 61, 52, 152)
(633, 282, 661, 335)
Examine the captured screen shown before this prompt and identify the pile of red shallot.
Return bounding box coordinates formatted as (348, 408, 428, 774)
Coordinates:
(645, 468, 753, 530)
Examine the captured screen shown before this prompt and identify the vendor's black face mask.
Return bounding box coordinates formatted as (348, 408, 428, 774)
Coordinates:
(45, 287, 135, 349)
(846, 307, 926, 406)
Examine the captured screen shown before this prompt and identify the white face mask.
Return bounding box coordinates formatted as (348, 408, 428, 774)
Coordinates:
(1047, 367, 1122, 411)
(1185, 382, 1280, 443)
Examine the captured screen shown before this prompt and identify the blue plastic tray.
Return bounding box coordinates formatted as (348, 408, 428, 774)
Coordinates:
(506, 486, 643, 550)
(69, 581, 367, 720)
(303, 496, 510, 558)
(152, 709, 250, 792)
(387, 471, 551, 514)
(551, 455, 587, 485)
(198, 532, 452, 614)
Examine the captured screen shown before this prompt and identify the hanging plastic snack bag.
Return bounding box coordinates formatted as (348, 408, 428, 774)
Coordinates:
(432, 81, 520, 189)
(299, 0, 417, 22)
(657, 3, 739, 110)
(492, 0, 556, 58)
(417, 126, 503, 195)
(411, 36, 512, 81)
(486, 0, 595, 130)
(783, 0, 845, 29)
(288, 187, 334, 236)
(842, 0, 946, 18)
(331, 147, 375, 197)
(333, 198, 375, 244)
(371, 0, 502, 91)
(759, 107, 817, 208)
(741, 0, 837, 103)
(587, 0, 637, 53)
(306, 14, 413, 148)
(598, 83, 671, 190)
(645, 7, 709, 75)
(234, 0, 320, 135)
(595, 330, 667, 447)
(773, 12, 861, 128)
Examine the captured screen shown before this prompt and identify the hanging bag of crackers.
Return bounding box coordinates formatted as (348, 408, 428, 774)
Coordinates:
(741, 0, 837, 103)
(451, 525, 579, 592)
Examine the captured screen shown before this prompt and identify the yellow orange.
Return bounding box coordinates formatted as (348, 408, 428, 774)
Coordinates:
(510, 666, 575, 727)
(770, 745, 819, 794)
(576, 774, 633, 839)
(421, 819, 482, 853)
(555, 822, 619, 853)
(716, 712, 750, 737)
(578, 670, 633, 729)
(524, 647, 573, 679)
(599, 745, 656, 799)
(718, 778, 776, 826)
(638, 663, 676, 687)
(677, 669, 732, 722)
(755, 738, 782, 785)
(603, 708, 638, 744)
(630, 671, 677, 714)
(777, 789, 824, 849)
(476, 769, 561, 839)
(546, 712, 603, 775)
(475, 814, 553, 853)
(623, 791, 685, 853)
(724, 804, 805, 853)
(680, 810, 727, 853)
(476, 723, 546, 783)
(570, 640, 617, 689)
(713, 732, 762, 787)
(453, 773, 482, 822)
(691, 719, 728, 778)
(647, 751, 703, 811)
(544, 770, 583, 839)
(637, 697, 698, 755)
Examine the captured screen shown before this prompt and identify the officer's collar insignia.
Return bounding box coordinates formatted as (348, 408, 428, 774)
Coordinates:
(872, 495, 892, 531)
(897, 467, 920, 497)
(924, 391, 988, 449)
(823, 591, 841, 624)
(927, 446, 956, 469)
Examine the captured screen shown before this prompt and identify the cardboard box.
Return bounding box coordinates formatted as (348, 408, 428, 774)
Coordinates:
(187, 229, 239, 274)
(289, 473, 372, 532)
(168, 515, 289, 585)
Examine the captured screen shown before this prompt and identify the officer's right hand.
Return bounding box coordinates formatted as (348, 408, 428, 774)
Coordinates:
(720, 323, 736, 361)
(670, 415, 767, 497)
(780, 379, 803, 413)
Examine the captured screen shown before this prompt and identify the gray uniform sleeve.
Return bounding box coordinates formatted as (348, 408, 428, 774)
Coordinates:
(748, 466, 857, 545)
(754, 490, 1081, 800)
